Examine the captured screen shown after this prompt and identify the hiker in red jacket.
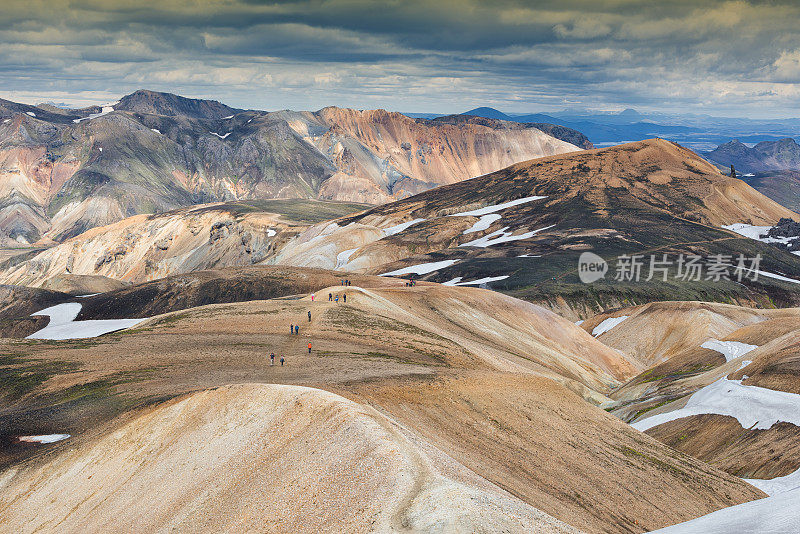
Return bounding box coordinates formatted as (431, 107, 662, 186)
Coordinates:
(308, 341, 312, 354)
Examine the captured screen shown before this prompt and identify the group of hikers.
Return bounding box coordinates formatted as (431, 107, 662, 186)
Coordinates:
(404, 279, 417, 287)
(328, 292, 346, 303)
(268, 352, 285, 366)
(340, 279, 352, 286)
(271, 281, 359, 367)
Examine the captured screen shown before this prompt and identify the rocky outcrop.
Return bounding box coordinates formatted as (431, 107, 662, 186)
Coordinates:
(765, 217, 800, 251)
(0, 203, 300, 286)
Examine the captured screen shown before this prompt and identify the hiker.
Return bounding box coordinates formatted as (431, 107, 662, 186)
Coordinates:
(280, 355, 285, 366)
(290, 323, 294, 334)
(343, 293, 346, 303)
(270, 352, 275, 366)
(295, 325, 299, 335)
(329, 293, 333, 301)
(311, 294, 315, 302)
(335, 295, 339, 303)
(308, 310, 311, 322)
(308, 341, 312, 354)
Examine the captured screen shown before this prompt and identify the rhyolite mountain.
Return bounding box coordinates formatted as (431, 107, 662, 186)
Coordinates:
(437, 113, 594, 150)
(0, 90, 581, 246)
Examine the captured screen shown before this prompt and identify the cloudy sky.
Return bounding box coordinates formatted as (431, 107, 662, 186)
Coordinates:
(2, 0, 800, 117)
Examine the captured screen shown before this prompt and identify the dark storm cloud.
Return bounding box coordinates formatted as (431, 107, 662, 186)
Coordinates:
(1, 0, 799, 116)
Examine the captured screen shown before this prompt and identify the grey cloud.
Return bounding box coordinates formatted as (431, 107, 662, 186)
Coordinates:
(0, 0, 799, 117)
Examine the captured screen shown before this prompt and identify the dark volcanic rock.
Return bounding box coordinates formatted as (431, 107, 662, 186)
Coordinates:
(767, 218, 800, 239)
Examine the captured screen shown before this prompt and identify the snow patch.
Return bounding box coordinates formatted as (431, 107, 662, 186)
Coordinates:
(591, 315, 630, 336)
(222, 115, 234, 119)
(381, 260, 459, 277)
(72, 103, 116, 123)
(211, 132, 231, 139)
(451, 196, 547, 217)
(18, 434, 70, 444)
(632, 377, 800, 432)
(444, 275, 509, 286)
(575, 320, 584, 326)
(266, 228, 277, 237)
(459, 276, 509, 286)
(461, 214, 501, 235)
(722, 223, 799, 246)
(27, 303, 146, 340)
(382, 218, 426, 237)
(701, 339, 758, 362)
(757, 270, 800, 284)
(460, 225, 555, 248)
(151, 128, 161, 134)
(25, 111, 36, 117)
(335, 248, 359, 270)
(722, 223, 771, 241)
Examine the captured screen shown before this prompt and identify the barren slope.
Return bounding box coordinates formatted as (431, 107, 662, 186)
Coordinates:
(346, 373, 761, 534)
(0, 383, 577, 534)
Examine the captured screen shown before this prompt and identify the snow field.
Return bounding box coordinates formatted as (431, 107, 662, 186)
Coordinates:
(27, 303, 146, 340)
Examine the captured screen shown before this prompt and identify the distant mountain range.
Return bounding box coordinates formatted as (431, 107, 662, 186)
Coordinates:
(702, 138, 800, 174)
(0, 90, 583, 246)
(456, 106, 800, 150)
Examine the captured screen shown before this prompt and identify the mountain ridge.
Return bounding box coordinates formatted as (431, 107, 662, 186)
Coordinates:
(11, 138, 800, 320)
(0, 90, 581, 245)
